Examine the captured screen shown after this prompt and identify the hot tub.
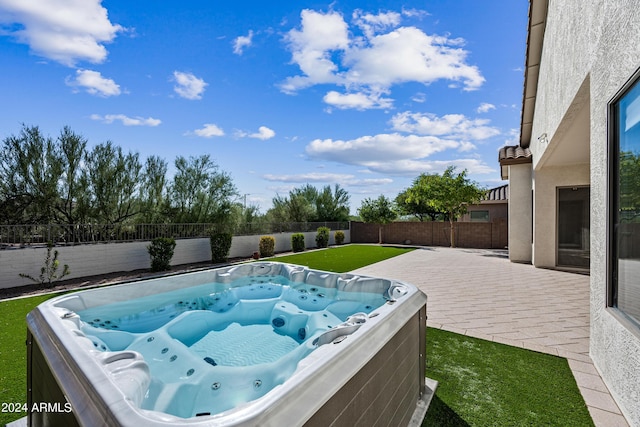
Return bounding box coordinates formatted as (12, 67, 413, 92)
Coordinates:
(26, 262, 428, 426)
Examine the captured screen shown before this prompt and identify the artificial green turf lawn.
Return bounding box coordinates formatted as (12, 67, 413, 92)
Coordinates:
(423, 327, 594, 427)
(0, 249, 594, 427)
(264, 244, 414, 272)
(0, 293, 61, 425)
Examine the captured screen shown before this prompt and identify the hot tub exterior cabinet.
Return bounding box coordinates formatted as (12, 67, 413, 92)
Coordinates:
(26, 305, 427, 427)
(303, 305, 427, 427)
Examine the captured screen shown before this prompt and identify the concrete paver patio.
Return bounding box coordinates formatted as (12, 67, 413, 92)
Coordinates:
(352, 247, 630, 427)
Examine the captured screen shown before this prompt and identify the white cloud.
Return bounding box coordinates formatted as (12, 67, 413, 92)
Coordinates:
(280, 9, 484, 109)
(458, 141, 476, 152)
(172, 71, 207, 100)
(352, 10, 401, 38)
(477, 102, 496, 113)
(264, 172, 354, 183)
(411, 92, 426, 103)
(0, 0, 123, 66)
(306, 133, 459, 165)
(503, 128, 519, 146)
(262, 172, 393, 186)
(280, 9, 350, 94)
(390, 111, 500, 140)
(323, 90, 393, 110)
(359, 158, 495, 176)
(401, 8, 430, 19)
(90, 114, 161, 126)
(192, 123, 225, 138)
(233, 30, 254, 55)
(66, 69, 120, 97)
(249, 126, 275, 140)
(349, 178, 394, 186)
(343, 27, 482, 90)
(303, 111, 500, 176)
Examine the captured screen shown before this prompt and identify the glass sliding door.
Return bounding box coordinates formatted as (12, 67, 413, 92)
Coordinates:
(557, 187, 590, 268)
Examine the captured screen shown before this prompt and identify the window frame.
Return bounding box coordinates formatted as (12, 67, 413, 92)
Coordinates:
(607, 66, 640, 333)
(469, 210, 490, 222)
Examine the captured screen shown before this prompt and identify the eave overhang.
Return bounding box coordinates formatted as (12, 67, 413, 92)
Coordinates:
(520, 0, 548, 149)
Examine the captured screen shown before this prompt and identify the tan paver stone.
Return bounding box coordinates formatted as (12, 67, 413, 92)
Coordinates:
(491, 336, 525, 348)
(523, 335, 581, 347)
(581, 388, 624, 414)
(493, 330, 540, 340)
(573, 370, 610, 393)
(557, 350, 593, 363)
(554, 341, 590, 354)
(568, 359, 600, 375)
(521, 341, 559, 356)
(351, 247, 630, 427)
(588, 407, 630, 427)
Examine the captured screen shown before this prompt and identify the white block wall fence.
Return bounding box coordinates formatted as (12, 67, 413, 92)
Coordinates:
(0, 230, 350, 290)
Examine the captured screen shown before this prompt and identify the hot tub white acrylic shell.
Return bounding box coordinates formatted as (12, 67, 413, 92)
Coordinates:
(26, 262, 428, 427)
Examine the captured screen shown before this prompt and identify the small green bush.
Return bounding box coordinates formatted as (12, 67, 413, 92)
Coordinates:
(19, 242, 70, 287)
(334, 230, 345, 245)
(210, 232, 233, 263)
(259, 235, 276, 257)
(148, 237, 176, 272)
(315, 226, 330, 248)
(291, 233, 305, 252)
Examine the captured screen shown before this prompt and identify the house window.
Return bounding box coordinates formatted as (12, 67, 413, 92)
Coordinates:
(470, 210, 489, 222)
(609, 71, 640, 327)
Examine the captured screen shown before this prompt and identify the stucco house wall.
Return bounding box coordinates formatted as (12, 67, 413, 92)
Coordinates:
(508, 164, 532, 263)
(529, 11, 592, 168)
(588, 3, 640, 426)
(525, 1, 640, 424)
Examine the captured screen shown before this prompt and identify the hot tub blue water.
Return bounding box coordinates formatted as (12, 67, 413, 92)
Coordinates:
(73, 276, 387, 418)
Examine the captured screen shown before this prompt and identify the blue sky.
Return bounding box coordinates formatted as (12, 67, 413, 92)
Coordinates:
(0, 0, 528, 213)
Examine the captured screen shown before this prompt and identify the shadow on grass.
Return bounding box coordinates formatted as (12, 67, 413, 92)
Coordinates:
(422, 395, 471, 427)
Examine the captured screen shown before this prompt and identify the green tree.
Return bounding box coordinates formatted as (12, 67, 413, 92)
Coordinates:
(267, 185, 316, 224)
(137, 155, 169, 223)
(54, 126, 90, 225)
(406, 166, 484, 247)
(85, 142, 142, 225)
(0, 125, 61, 223)
(285, 187, 317, 222)
(357, 195, 397, 243)
(169, 155, 237, 224)
(395, 187, 442, 221)
(228, 202, 264, 233)
(267, 183, 350, 223)
(315, 184, 350, 222)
